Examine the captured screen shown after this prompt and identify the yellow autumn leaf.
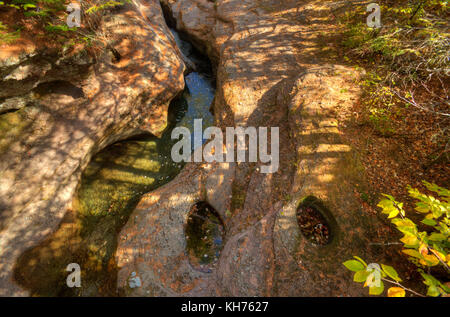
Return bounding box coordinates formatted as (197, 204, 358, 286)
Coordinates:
(418, 243, 428, 256)
(388, 287, 405, 297)
(400, 235, 418, 247)
(430, 249, 446, 261)
(420, 253, 440, 266)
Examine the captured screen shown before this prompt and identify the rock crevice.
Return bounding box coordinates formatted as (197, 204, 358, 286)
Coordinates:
(0, 0, 186, 296)
(115, 0, 387, 297)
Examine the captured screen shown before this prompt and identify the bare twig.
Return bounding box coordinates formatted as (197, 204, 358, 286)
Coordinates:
(381, 277, 426, 297)
(392, 90, 450, 117)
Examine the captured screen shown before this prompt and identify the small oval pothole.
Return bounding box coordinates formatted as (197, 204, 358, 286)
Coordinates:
(185, 202, 224, 272)
(296, 196, 332, 245)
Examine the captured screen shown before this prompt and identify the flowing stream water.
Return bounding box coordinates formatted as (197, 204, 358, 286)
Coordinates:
(13, 29, 216, 296)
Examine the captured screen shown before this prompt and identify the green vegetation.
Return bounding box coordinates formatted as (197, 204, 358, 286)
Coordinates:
(0, 108, 34, 153)
(0, 21, 20, 43)
(14, 133, 185, 296)
(0, 0, 128, 45)
(338, 0, 449, 137)
(85, 0, 124, 14)
(344, 181, 450, 297)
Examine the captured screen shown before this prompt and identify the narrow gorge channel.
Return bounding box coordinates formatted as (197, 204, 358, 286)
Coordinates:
(13, 28, 216, 296)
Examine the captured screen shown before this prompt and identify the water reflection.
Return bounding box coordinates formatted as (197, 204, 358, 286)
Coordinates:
(13, 29, 216, 296)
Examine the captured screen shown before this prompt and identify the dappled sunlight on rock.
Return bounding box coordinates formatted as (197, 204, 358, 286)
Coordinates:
(1, 0, 186, 295)
(0, 0, 412, 298)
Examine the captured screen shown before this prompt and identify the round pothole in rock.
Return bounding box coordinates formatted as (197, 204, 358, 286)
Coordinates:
(296, 197, 332, 245)
(185, 202, 224, 272)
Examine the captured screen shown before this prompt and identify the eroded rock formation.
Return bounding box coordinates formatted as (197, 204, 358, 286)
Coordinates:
(0, 0, 185, 295)
(115, 0, 386, 296)
(1, 0, 391, 297)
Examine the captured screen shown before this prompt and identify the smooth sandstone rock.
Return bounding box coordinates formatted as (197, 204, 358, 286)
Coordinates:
(117, 0, 386, 297)
(1, 0, 392, 297)
(0, 0, 185, 295)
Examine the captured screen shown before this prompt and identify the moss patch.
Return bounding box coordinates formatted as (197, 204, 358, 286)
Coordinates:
(0, 108, 33, 153)
(13, 103, 187, 296)
(13, 63, 216, 295)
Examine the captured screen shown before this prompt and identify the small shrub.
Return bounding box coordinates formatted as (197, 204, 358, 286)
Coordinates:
(338, 0, 449, 123)
(343, 181, 450, 297)
(0, 21, 21, 44)
(0, 1, 129, 45)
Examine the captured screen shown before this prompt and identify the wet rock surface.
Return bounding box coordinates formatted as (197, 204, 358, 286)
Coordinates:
(12, 26, 217, 295)
(0, 0, 185, 295)
(117, 0, 389, 297)
(3, 0, 395, 297)
(185, 202, 225, 273)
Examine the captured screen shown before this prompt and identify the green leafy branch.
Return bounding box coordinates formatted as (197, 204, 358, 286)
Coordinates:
(343, 256, 424, 297)
(344, 181, 450, 297)
(85, 0, 128, 14)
